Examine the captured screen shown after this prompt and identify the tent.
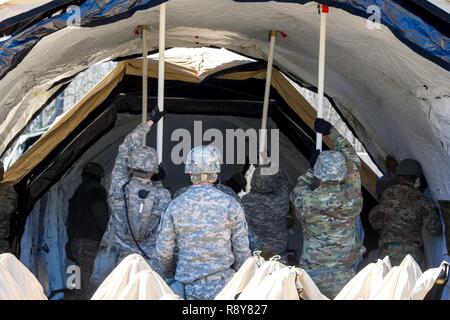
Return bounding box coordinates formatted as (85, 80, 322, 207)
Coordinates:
(0, 0, 449, 298)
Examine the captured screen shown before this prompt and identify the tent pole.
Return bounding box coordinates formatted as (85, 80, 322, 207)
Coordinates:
(156, 3, 166, 163)
(316, 4, 328, 151)
(141, 25, 149, 125)
(259, 30, 276, 163)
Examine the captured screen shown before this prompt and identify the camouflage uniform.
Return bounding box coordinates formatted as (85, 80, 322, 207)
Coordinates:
(156, 146, 251, 300)
(369, 183, 442, 267)
(98, 123, 172, 275)
(241, 167, 290, 258)
(291, 128, 365, 298)
(0, 161, 17, 254)
(174, 183, 240, 202)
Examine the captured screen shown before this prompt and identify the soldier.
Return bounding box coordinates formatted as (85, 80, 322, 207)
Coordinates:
(156, 145, 251, 300)
(66, 162, 109, 299)
(173, 178, 240, 202)
(290, 119, 365, 298)
(241, 165, 290, 259)
(0, 161, 18, 254)
(96, 108, 171, 277)
(368, 159, 442, 267)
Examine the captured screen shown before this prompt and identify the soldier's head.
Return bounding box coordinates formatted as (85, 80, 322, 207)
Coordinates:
(313, 150, 347, 183)
(0, 160, 4, 181)
(128, 146, 159, 179)
(82, 162, 105, 182)
(396, 159, 422, 187)
(185, 145, 221, 185)
(251, 165, 279, 193)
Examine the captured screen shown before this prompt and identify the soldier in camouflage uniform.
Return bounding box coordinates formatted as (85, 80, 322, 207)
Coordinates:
(241, 166, 290, 259)
(0, 161, 18, 254)
(95, 109, 171, 277)
(290, 119, 365, 298)
(156, 145, 251, 300)
(369, 159, 442, 267)
(173, 179, 240, 202)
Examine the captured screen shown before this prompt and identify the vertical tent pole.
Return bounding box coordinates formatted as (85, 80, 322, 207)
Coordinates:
(316, 4, 328, 151)
(141, 25, 149, 125)
(259, 30, 276, 162)
(156, 3, 166, 163)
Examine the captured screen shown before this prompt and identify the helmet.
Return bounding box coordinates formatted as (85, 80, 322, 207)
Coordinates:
(251, 166, 279, 193)
(82, 162, 105, 178)
(396, 159, 422, 177)
(129, 146, 159, 173)
(313, 150, 347, 182)
(185, 145, 221, 174)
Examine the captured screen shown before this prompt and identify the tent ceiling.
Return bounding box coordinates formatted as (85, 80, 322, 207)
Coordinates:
(0, 0, 449, 199)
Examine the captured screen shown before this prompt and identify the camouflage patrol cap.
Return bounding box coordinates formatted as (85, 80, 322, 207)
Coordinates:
(185, 145, 221, 174)
(251, 166, 279, 193)
(82, 162, 105, 178)
(313, 150, 347, 182)
(396, 159, 422, 178)
(129, 146, 159, 173)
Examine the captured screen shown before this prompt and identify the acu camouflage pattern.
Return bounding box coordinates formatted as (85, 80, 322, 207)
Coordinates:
(173, 182, 240, 202)
(241, 167, 290, 258)
(313, 150, 347, 182)
(369, 183, 442, 266)
(129, 146, 159, 173)
(185, 145, 221, 174)
(0, 161, 18, 254)
(156, 184, 251, 300)
(99, 123, 172, 274)
(291, 128, 364, 298)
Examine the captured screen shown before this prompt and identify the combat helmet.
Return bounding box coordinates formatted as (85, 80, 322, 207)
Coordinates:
(82, 162, 105, 178)
(313, 150, 347, 182)
(396, 159, 422, 177)
(129, 146, 159, 173)
(185, 145, 221, 174)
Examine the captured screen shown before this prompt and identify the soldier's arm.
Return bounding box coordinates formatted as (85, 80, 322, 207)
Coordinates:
(156, 206, 177, 276)
(329, 128, 361, 188)
(290, 169, 315, 204)
(368, 204, 384, 233)
(230, 204, 251, 271)
(421, 198, 442, 236)
(108, 122, 153, 200)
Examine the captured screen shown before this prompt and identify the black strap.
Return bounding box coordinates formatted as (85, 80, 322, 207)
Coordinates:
(122, 182, 149, 259)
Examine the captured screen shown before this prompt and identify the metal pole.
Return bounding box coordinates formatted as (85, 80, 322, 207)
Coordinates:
(316, 5, 328, 151)
(141, 25, 149, 124)
(259, 30, 276, 162)
(157, 3, 166, 163)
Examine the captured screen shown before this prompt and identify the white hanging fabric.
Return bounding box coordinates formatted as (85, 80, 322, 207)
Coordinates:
(371, 255, 422, 300)
(215, 254, 265, 300)
(410, 261, 449, 300)
(0, 253, 47, 300)
(246, 267, 299, 300)
(335, 256, 392, 300)
(294, 268, 329, 300)
(91, 253, 179, 300)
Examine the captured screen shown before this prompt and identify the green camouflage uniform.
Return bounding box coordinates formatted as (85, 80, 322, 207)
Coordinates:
(291, 128, 365, 298)
(0, 162, 18, 254)
(369, 183, 442, 267)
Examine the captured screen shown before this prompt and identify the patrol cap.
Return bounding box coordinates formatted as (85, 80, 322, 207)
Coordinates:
(396, 159, 422, 178)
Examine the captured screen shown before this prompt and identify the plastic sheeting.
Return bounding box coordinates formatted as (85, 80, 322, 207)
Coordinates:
(0, 253, 47, 300)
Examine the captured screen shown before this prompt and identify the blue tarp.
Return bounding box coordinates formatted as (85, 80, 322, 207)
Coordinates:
(0, 0, 448, 81)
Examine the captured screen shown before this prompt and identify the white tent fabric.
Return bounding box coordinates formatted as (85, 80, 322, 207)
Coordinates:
(1, 0, 449, 204)
(91, 254, 179, 300)
(294, 268, 329, 300)
(371, 255, 423, 300)
(335, 256, 392, 300)
(0, 253, 47, 300)
(410, 261, 450, 300)
(215, 254, 265, 300)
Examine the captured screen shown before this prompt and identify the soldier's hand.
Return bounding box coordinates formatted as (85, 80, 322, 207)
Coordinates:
(148, 107, 165, 124)
(151, 162, 167, 181)
(314, 118, 333, 136)
(309, 149, 321, 168)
